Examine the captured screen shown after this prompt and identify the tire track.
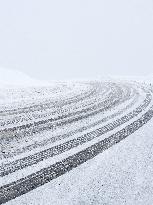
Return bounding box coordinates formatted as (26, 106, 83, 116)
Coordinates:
(0, 83, 108, 131)
(0, 103, 153, 204)
(1, 86, 137, 159)
(0, 84, 122, 147)
(0, 84, 130, 159)
(0, 82, 97, 116)
(0, 91, 150, 176)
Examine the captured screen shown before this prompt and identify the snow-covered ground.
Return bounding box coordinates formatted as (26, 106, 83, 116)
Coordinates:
(0, 67, 50, 87)
(9, 117, 153, 205)
(0, 68, 153, 205)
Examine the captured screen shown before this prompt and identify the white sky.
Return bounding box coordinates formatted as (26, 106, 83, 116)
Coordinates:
(0, 0, 153, 81)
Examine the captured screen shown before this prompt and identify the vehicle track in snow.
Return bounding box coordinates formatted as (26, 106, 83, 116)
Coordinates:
(0, 81, 152, 204)
(0, 91, 151, 176)
(0, 82, 127, 158)
(0, 88, 137, 159)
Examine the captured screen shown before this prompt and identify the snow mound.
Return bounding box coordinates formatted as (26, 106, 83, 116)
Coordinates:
(0, 67, 50, 87)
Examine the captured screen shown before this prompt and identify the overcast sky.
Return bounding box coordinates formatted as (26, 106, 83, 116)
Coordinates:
(0, 0, 153, 81)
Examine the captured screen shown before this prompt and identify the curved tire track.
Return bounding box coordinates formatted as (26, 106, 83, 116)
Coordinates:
(0, 104, 153, 204)
(0, 91, 151, 176)
(0, 81, 152, 204)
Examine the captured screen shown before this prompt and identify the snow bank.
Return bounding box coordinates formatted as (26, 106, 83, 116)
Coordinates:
(0, 67, 50, 87)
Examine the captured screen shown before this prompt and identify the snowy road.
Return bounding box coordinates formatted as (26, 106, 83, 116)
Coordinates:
(0, 81, 153, 204)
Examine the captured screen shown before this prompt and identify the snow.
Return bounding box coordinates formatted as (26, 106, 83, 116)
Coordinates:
(100, 75, 153, 84)
(0, 74, 153, 205)
(6, 118, 153, 205)
(0, 67, 50, 87)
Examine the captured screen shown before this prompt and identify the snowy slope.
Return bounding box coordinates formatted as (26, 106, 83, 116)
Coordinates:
(0, 67, 49, 87)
